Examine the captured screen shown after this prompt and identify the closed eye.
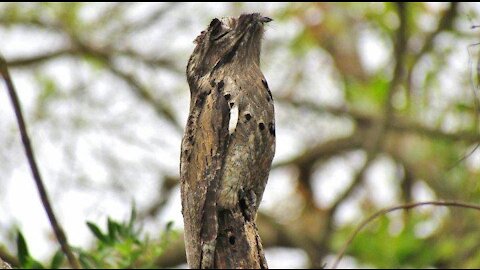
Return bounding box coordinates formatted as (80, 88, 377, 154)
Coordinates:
(213, 30, 229, 41)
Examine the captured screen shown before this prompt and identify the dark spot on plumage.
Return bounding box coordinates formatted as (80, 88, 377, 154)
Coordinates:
(267, 89, 273, 101)
(245, 113, 252, 121)
(187, 155, 191, 162)
(195, 91, 208, 107)
(188, 135, 194, 142)
(258, 122, 265, 131)
(262, 79, 273, 101)
(269, 122, 275, 137)
(194, 98, 203, 108)
(229, 236, 236, 245)
(187, 116, 194, 126)
(229, 102, 234, 108)
(217, 80, 224, 91)
(224, 94, 231, 101)
(262, 79, 269, 89)
(210, 80, 216, 87)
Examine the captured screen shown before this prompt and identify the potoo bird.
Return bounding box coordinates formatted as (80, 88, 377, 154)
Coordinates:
(180, 13, 275, 268)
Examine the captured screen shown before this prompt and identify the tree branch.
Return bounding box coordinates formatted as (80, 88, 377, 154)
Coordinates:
(0, 55, 80, 269)
(273, 133, 363, 169)
(7, 48, 74, 67)
(7, 44, 183, 132)
(412, 3, 458, 64)
(280, 97, 480, 144)
(407, 3, 459, 93)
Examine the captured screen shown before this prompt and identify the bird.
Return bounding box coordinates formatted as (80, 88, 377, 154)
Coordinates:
(180, 13, 275, 268)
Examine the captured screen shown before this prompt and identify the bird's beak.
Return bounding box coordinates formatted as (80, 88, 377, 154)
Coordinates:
(259, 16, 273, 23)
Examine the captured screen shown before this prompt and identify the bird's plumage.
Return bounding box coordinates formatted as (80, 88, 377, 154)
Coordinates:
(180, 13, 275, 268)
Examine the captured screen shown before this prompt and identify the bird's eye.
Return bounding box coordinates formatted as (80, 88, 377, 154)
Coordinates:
(209, 18, 229, 41)
(209, 18, 222, 36)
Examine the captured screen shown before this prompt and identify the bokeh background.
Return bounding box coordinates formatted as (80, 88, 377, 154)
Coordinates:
(1, 2, 480, 268)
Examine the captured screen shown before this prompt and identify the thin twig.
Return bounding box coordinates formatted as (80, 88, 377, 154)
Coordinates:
(0, 55, 81, 269)
(331, 200, 480, 269)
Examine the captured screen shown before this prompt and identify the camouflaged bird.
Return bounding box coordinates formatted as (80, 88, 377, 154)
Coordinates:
(180, 13, 275, 268)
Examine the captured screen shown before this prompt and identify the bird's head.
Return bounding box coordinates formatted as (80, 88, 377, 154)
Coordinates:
(187, 13, 272, 88)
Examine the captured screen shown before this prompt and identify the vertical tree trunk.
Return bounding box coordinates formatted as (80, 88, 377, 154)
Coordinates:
(214, 208, 268, 269)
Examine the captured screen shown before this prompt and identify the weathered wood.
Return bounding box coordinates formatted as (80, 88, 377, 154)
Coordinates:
(0, 258, 12, 270)
(215, 208, 267, 269)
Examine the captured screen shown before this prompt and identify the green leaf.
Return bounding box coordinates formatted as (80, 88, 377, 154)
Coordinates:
(50, 250, 64, 269)
(28, 258, 45, 269)
(86, 221, 108, 243)
(107, 218, 118, 243)
(16, 231, 30, 266)
(78, 253, 95, 269)
(38, 76, 57, 102)
(82, 55, 105, 71)
(165, 221, 174, 231)
(128, 204, 137, 233)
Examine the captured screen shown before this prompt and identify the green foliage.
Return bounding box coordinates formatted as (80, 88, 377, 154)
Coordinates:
(334, 214, 439, 268)
(12, 206, 178, 269)
(2, 2, 480, 269)
(290, 29, 317, 57)
(49, 250, 65, 269)
(33, 73, 59, 121)
(345, 73, 390, 113)
(16, 231, 48, 269)
(78, 207, 178, 269)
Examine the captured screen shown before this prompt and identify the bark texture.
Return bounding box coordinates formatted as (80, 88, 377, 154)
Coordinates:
(0, 258, 11, 270)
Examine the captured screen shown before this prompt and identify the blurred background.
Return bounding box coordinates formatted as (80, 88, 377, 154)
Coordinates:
(1, 2, 480, 269)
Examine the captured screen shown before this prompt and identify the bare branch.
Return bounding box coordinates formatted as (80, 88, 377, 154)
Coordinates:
(8, 47, 182, 73)
(407, 3, 459, 92)
(7, 49, 74, 67)
(105, 62, 182, 132)
(0, 55, 81, 269)
(280, 97, 480, 143)
(415, 3, 458, 61)
(273, 133, 363, 169)
(7, 43, 183, 132)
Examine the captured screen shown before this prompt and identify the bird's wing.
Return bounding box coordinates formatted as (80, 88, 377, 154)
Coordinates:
(180, 83, 230, 268)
